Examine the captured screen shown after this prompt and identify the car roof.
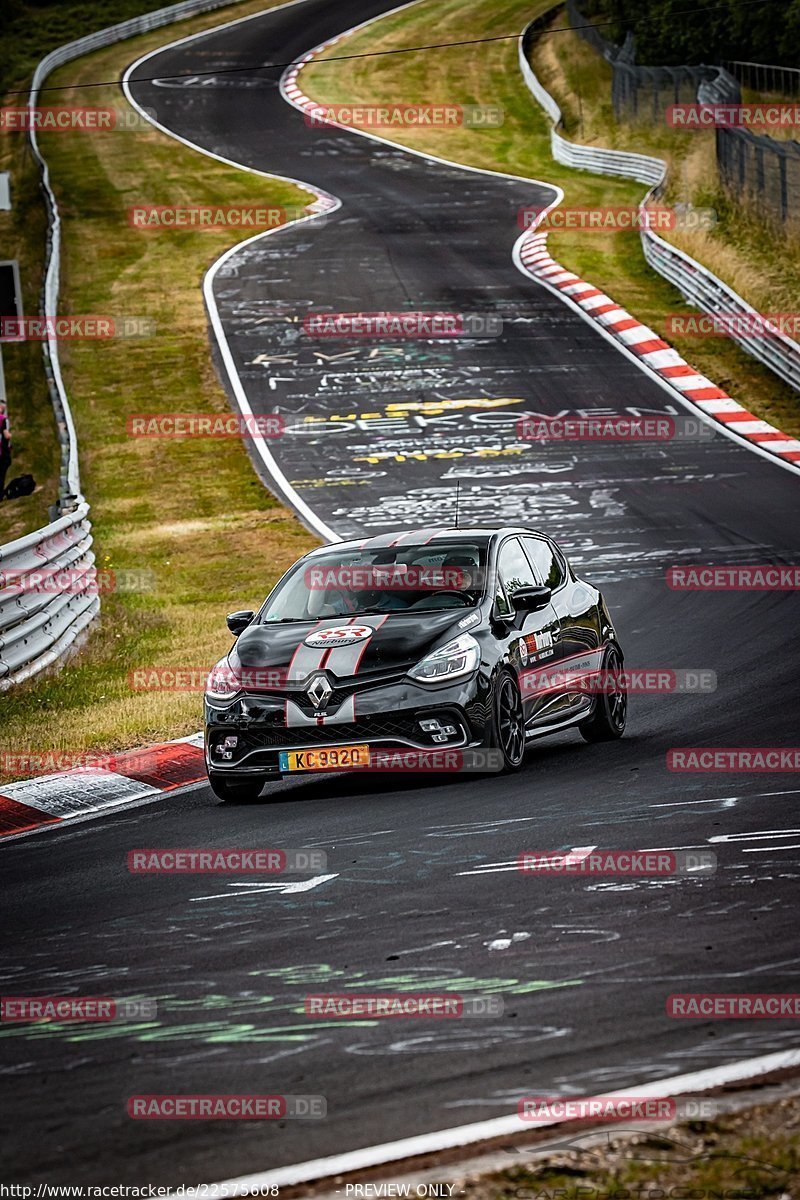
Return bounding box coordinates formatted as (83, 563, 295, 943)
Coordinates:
(305, 527, 547, 555)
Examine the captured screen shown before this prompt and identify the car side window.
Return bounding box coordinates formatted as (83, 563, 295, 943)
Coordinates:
(522, 536, 565, 591)
(497, 538, 537, 611)
(493, 574, 513, 617)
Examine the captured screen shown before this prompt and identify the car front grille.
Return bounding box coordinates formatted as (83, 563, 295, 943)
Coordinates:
(239, 713, 430, 749)
(207, 708, 469, 765)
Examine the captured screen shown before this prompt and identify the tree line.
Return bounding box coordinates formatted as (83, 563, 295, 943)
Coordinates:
(580, 0, 800, 68)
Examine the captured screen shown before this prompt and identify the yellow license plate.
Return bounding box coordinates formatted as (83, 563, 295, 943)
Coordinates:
(278, 744, 370, 772)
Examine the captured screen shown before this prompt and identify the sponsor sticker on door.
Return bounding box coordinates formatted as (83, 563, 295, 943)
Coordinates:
(519, 630, 554, 664)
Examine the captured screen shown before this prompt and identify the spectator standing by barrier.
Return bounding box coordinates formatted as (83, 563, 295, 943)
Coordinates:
(0, 402, 12, 498)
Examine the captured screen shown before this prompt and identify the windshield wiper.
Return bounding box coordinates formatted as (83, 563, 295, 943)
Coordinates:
(348, 608, 400, 615)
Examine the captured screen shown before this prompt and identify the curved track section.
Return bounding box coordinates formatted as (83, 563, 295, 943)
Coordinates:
(1, 0, 799, 1187)
(281, 15, 800, 477)
(126, 0, 800, 561)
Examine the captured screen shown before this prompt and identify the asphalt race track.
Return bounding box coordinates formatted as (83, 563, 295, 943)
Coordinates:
(2, 0, 800, 1185)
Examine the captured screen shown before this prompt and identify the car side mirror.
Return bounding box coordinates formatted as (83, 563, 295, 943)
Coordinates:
(226, 610, 254, 636)
(512, 585, 552, 613)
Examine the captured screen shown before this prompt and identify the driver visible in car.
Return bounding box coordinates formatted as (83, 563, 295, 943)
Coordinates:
(306, 551, 481, 615)
(406, 551, 480, 609)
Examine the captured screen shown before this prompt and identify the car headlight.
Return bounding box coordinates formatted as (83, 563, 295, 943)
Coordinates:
(205, 658, 241, 701)
(408, 633, 480, 684)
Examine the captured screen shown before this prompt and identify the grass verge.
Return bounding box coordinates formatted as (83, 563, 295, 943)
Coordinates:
(532, 13, 800, 322)
(457, 1091, 800, 1198)
(0, 0, 244, 541)
(0, 0, 319, 777)
(303, 0, 800, 438)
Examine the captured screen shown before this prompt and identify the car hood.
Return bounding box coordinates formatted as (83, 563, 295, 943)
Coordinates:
(231, 610, 476, 680)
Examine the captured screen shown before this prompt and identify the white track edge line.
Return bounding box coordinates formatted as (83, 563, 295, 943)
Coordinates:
(34, 23, 800, 1196)
(207, 1048, 800, 1191)
(35, 0, 792, 856)
(286, 2, 800, 481)
(14, 0, 794, 857)
(511, 242, 800, 480)
(279, 0, 566, 191)
(121, 0, 340, 543)
(126, 0, 571, 542)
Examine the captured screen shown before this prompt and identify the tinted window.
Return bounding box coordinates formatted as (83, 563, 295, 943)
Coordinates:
(493, 575, 513, 617)
(498, 538, 537, 601)
(260, 540, 488, 621)
(522, 536, 565, 590)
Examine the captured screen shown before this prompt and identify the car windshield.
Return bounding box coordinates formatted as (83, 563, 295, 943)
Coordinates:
(260, 540, 488, 622)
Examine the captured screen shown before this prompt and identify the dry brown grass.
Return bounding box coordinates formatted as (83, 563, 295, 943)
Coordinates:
(533, 15, 800, 317)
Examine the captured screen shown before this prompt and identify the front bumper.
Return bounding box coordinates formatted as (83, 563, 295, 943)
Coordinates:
(205, 674, 489, 777)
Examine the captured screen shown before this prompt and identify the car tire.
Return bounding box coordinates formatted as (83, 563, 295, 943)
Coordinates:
(578, 644, 627, 742)
(488, 670, 526, 772)
(207, 773, 265, 802)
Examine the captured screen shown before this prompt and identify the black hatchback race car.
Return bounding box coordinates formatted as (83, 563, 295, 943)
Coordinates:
(204, 526, 626, 799)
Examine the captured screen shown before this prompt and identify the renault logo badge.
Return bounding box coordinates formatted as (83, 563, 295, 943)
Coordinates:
(306, 674, 333, 709)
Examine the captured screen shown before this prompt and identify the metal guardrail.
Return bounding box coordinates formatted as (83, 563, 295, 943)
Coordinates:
(696, 72, 742, 107)
(723, 60, 800, 97)
(564, 0, 741, 121)
(641, 230, 800, 392)
(519, 17, 665, 189)
(0, 505, 99, 685)
(1, 0, 241, 689)
(518, 16, 800, 396)
(715, 123, 800, 231)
